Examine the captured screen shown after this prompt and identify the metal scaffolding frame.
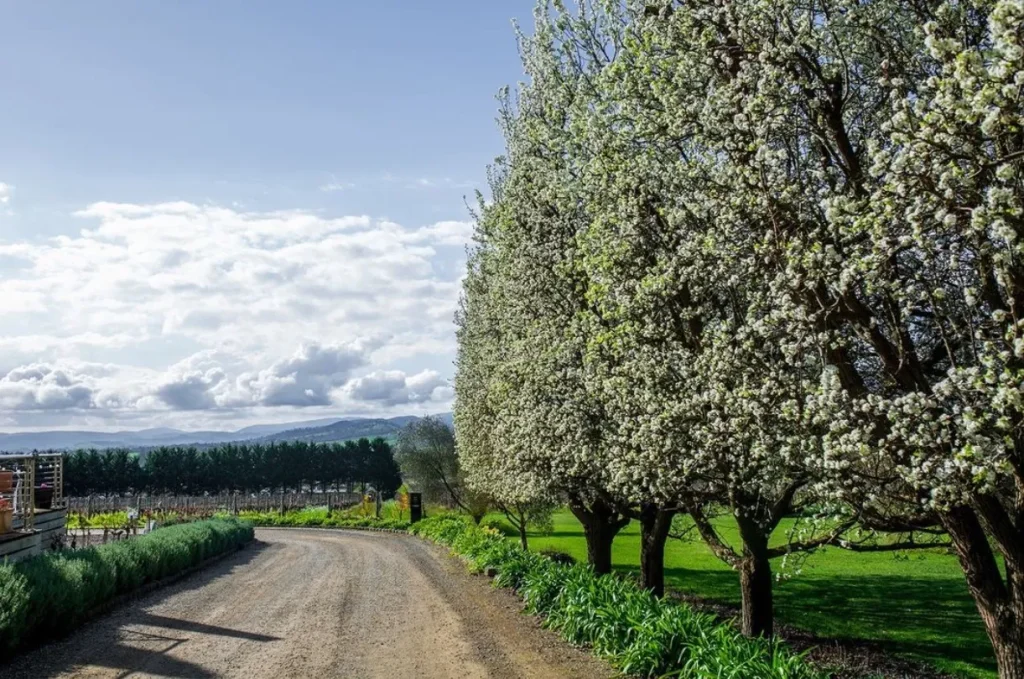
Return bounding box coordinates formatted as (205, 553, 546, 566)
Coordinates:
(0, 453, 65, 532)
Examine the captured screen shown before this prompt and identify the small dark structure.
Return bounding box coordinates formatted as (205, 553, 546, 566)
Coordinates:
(409, 492, 423, 523)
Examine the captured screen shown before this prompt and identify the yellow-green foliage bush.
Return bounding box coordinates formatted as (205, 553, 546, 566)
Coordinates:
(238, 506, 409, 530)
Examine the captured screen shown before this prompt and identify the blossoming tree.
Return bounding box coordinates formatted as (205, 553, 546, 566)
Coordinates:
(454, 6, 633, 575)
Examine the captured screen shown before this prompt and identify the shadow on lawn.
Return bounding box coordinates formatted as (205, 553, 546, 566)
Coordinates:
(656, 566, 995, 677)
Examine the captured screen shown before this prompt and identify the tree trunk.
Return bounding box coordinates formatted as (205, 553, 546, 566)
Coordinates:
(569, 496, 629, 575)
(639, 505, 676, 597)
(518, 520, 529, 551)
(736, 514, 773, 638)
(944, 506, 1024, 679)
(994, 638, 1024, 679)
(584, 524, 614, 574)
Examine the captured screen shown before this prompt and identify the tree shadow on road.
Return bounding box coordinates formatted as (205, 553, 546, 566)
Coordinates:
(133, 612, 281, 643)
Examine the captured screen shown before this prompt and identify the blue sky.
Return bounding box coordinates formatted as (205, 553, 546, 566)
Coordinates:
(0, 2, 534, 431)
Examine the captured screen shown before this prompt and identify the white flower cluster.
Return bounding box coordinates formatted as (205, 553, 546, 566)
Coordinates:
(456, 0, 1024, 652)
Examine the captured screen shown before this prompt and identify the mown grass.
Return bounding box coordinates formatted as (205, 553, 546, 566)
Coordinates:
(519, 510, 993, 678)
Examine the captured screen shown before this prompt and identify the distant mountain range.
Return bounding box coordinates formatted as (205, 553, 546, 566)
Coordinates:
(0, 413, 453, 452)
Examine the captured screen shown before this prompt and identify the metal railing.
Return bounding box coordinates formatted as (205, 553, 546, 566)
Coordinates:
(33, 453, 64, 507)
(0, 453, 65, 532)
(66, 490, 362, 515)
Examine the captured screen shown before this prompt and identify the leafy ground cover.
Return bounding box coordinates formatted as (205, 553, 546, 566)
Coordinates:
(412, 514, 823, 679)
(238, 504, 410, 530)
(518, 510, 992, 678)
(0, 517, 253, 655)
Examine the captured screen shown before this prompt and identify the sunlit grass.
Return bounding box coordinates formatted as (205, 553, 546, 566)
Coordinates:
(520, 510, 993, 678)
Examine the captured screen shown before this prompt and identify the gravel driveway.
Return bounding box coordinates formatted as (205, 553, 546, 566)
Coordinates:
(3, 528, 614, 679)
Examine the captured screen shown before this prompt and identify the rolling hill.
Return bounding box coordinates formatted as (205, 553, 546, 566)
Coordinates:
(0, 413, 453, 452)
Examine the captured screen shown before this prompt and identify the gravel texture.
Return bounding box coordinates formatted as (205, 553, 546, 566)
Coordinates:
(3, 528, 615, 679)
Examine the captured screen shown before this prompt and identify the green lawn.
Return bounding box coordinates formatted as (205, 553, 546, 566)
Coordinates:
(517, 510, 994, 679)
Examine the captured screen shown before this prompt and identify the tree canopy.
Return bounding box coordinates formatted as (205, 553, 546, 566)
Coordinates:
(455, 1, 1024, 675)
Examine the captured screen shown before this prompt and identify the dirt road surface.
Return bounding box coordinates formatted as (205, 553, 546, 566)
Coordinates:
(3, 528, 615, 679)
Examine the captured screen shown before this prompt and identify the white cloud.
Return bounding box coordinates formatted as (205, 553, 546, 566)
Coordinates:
(320, 181, 355, 192)
(406, 220, 474, 246)
(0, 182, 13, 204)
(0, 362, 134, 411)
(154, 372, 223, 410)
(0, 201, 470, 427)
(344, 369, 451, 406)
(151, 355, 227, 410)
(241, 341, 370, 407)
(0, 364, 95, 410)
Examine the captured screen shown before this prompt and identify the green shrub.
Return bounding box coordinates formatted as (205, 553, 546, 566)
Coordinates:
(410, 515, 823, 679)
(0, 518, 253, 655)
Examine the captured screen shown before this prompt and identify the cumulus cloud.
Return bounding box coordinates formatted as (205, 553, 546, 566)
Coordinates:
(242, 342, 370, 407)
(0, 364, 97, 410)
(344, 369, 451, 406)
(406, 221, 474, 246)
(0, 201, 469, 426)
(153, 369, 225, 410)
(141, 341, 377, 411)
(0, 182, 13, 204)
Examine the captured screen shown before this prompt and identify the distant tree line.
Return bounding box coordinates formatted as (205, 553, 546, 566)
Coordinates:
(62, 438, 402, 497)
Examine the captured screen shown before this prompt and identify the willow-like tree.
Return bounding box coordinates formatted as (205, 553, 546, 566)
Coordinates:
(395, 416, 489, 521)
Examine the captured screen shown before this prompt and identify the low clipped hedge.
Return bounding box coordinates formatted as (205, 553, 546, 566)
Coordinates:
(0, 518, 253, 655)
(238, 507, 409, 531)
(410, 515, 824, 679)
